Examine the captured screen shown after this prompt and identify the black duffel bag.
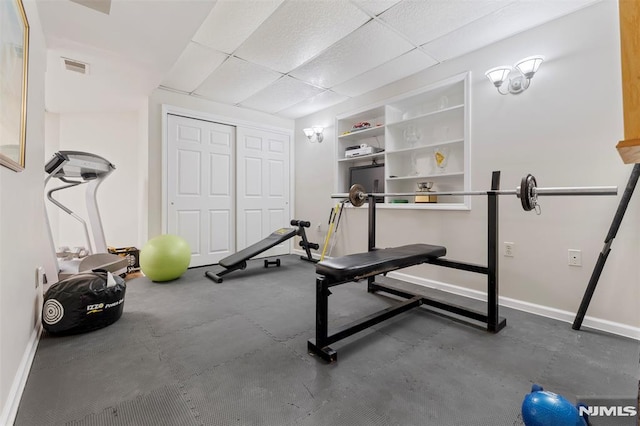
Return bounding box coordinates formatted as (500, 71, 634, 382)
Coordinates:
(42, 270, 126, 335)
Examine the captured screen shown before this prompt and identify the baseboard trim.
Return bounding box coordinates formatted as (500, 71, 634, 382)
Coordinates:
(0, 325, 42, 426)
(387, 271, 640, 340)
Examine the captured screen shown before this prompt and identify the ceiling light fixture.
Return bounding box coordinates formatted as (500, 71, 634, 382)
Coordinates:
(485, 55, 545, 95)
(303, 126, 324, 143)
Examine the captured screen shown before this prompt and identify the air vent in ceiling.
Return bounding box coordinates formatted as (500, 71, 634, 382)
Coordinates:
(62, 57, 90, 75)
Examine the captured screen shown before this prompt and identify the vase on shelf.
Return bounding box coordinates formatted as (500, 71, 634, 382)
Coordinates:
(433, 147, 449, 173)
(438, 95, 449, 110)
(403, 126, 421, 147)
(409, 152, 420, 176)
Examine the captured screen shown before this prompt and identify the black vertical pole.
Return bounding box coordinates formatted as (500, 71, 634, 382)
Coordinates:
(367, 195, 377, 291)
(315, 276, 329, 347)
(368, 195, 376, 251)
(487, 171, 500, 332)
(572, 163, 640, 330)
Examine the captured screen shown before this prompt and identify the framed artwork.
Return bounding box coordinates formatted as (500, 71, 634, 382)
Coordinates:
(0, 0, 29, 172)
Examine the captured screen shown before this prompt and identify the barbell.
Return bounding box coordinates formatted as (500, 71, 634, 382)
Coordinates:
(337, 174, 617, 212)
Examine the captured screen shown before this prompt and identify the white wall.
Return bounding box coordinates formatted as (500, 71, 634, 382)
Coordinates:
(146, 88, 294, 239)
(295, 2, 640, 331)
(0, 0, 50, 422)
(45, 112, 142, 251)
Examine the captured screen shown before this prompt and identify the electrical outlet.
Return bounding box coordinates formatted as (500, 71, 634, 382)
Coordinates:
(35, 266, 45, 288)
(568, 249, 582, 266)
(504, 242, 514, 257)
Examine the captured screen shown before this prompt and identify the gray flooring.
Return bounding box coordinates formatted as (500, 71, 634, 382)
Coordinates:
(15, 255, 640, 426)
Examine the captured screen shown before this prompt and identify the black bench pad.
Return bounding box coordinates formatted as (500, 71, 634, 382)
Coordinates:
(220, 227, 297, 268)
(316, 244, 446, 282)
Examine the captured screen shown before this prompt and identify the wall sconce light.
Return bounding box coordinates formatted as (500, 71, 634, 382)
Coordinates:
(303, 126, 324, 143)
(485, 55, 545, 95)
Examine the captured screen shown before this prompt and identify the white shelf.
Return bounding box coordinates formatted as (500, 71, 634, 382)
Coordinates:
(385, 139, 463, 155)
(337, 152, 385, 163)
(386, 104, 464, 127)
(387, 171, 464, 181)
(334, 72, 470, 211)
(338, 125, 385, 141)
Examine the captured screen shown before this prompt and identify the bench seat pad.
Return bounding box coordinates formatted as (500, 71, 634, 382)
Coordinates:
(220, 227, 297, 268)
(316, 244, 446, 282)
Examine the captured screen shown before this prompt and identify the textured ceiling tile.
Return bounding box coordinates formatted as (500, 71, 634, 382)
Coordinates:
(194, 57, 282, 105)
(332, 49, 438, 97)
(421, 0, 599, 62)
(277, 90, 349, 119)
(379, 0, 513, 46)
(239, 76, 325, 114)
(192, 0, 285, 54)
(161, 43, 228, 93)
(234, 0, 371, 73)
(290, 20, 415, 88)
(351, 0, 403, 16)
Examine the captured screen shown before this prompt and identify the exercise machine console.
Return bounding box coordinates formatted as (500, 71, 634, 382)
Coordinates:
(44, 151, 128, 281)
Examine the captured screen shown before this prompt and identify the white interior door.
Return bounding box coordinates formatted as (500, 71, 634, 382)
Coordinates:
(236, 127, 290, 257)
(167, 114, 235, 267)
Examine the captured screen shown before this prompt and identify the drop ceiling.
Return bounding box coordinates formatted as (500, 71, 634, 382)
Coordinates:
(37, 0, 600, 118)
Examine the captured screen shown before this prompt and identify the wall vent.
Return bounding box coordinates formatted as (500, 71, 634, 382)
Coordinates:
(62, 57, 90, 75)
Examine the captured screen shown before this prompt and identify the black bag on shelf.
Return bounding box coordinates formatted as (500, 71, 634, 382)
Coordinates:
(42, 270, 126, 335)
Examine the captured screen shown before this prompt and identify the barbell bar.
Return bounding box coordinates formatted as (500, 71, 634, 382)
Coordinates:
(335, 174, 618, 211)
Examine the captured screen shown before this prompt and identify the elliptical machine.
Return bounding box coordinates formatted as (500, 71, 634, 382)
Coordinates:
(44, 151, 128, 282)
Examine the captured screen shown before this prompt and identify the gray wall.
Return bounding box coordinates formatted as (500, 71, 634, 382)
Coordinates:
(295, 1, 640, 331)
(0, 0, 50, 421)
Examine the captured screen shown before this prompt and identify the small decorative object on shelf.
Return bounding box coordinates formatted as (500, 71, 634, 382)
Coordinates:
(434, 147, 449, 173)
(352, 121, 371, 131)
(403, 125, 421, 146)
(438, 95, 449, 110)
(415, 181, 437, 203)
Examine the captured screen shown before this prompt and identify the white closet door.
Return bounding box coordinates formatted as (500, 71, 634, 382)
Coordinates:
(236, 127, 290, 257)
(167, 114, 235, 267)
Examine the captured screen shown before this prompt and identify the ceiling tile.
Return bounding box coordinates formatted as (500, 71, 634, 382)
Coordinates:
(161, 42, 228, 93)
(290, 20, 415, 88)
(277, 90, 349, 119)
(194, 57, 282, 105)
(332, 49, 438, 97)
(234, 0, 371, 73)
(38, 0, 216, 71)
(351, 0, 403, 16)
(239, 76, 325, 114)
(421, 0, 599, 62)
(192, 0, 285, 54)
(379, 0, 513, 46)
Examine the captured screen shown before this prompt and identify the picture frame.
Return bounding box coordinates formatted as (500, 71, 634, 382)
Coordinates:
(0, 0, 29, 172)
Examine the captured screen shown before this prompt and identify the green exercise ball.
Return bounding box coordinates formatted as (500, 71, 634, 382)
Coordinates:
(140, 234, 191, 282)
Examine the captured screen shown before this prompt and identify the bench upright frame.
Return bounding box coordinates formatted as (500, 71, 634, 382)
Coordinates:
(308, 171, 507, 362)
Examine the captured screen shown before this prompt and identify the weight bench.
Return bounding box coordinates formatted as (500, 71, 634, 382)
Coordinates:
(308, 172, 508, 362)
(205, 220, 318, 283)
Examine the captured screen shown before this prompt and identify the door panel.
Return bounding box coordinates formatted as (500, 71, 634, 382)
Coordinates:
(167, 114, 235, 266)
(176, 210, 201, 256)
(236, 127, 290, 257)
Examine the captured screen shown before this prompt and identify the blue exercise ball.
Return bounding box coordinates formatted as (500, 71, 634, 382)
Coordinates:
(140, 234, 191, 282)
(522, 385, 587, 426)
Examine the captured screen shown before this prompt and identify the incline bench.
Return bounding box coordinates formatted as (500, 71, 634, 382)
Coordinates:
(205, 220, 318, 283)
(308, 172, 507, 362)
